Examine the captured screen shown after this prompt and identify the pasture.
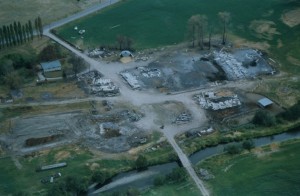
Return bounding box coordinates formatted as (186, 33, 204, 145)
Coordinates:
(197, 139, 300, 196)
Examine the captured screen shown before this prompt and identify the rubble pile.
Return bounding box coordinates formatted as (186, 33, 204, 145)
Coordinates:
(120, 72, 141, 89)
(78, 71, 119, 97)
(195, 91, 241, 111)
(186, 127, 214, 138)
(173, 112, 192, 124)
(198, 168, 215, 180)
(213, 51, 248, 80)
(138, 67, 161, 78)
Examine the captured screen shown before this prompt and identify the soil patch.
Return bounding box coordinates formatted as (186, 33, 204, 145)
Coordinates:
(281, 8, 300, 27)
(249, 20, 280, 40)
(55, 150, 71, 161)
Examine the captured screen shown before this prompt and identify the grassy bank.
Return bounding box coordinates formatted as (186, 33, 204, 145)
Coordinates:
(179, 120, 300, 155)
(196, 138, 300, 195)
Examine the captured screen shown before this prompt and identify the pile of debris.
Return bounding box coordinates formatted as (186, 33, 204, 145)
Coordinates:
(213, 51, 248, 80)
(78, 71, 119, 96)
(138, 67, 161, 78)
(186, 127, 214, 138)
(173, 112, 192, 124)
(195, 91, 241, 111)
(120, 72, 141, 90)
(88, 48, 104, 57)
(198, 168, 215, 180)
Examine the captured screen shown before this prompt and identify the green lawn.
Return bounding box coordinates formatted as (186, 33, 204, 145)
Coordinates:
(197, 139, 300, 196)
(56, 0, 300, 74)
(142, 179, 201, 196)
(0, 146, 134, 195)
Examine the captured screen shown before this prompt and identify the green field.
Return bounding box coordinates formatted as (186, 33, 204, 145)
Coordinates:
(197, 139, 300, 196)
(56, 0, 300, 72)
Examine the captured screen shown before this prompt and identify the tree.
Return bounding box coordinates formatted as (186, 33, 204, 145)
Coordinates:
(154, 175, 166, 186)
(39, 44, 63, 61)
(4, 71, 22, 89)
(68, 54, 86, 77)
(253, 110, 276, 127)
(37, 16, 43, 37)
(224, 144, 241, 155)
(187, 15, 200, 48)
(91, 170, 108, 185)
(17, 22, 23, 44)
(135, 155, 148, 170)
(242, 140, 255, 151)
(197, 15, 207, 49)
(28, 20, 34, 40)
(167, 168, 187, 183)
(218, 11, 231, 45)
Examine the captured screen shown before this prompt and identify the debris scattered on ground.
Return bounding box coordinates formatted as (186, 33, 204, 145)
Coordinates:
(173, 111, 192, 124)
(198, 168, 215, 180)
(195, 90, 241, 110)
(78, 71, 119, 96)
(120, 72, 141, 90)
(186, 127, 214, 138)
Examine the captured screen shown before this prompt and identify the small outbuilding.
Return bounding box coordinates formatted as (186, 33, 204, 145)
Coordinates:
(258, 97, 273, 108)
(120, 50, 133, 58)
(40, 60, 62, 73)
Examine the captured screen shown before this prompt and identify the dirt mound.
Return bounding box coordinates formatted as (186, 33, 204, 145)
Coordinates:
(249, 20, 280, 40)
(25, 134, 63, 147)
(55, 151, 71, 161)
(281, 8, 300, 27)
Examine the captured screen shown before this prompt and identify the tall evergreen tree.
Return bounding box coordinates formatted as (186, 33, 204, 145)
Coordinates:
(0, 27, 3, 49)
(25, 23, 30, 42)
(22, 25, 27, 42)
(17, 22, 23, 44)
(37, 16, 43, 37)
(3, 26, 9, 47)
(34, 18, 38, 36)
(9, 24, 16, 46)
(13, 21, 19, 44)
(28, 20, 34, 40)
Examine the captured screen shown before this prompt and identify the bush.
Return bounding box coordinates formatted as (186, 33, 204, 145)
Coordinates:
(253, 110, 276, 127)
(279, 101, 300, 121)
(91, 171, 109, 185)
(135, 155, 148, 170)
(224, 144, 242, 155)
(154, 175, 166, 186)
(166, 168, 187, 183)
(242, 139, 255, 151)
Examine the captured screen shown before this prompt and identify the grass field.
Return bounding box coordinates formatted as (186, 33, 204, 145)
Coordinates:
(0, 0, 102, 25)
(0, 145, 134, 195)
(142, 178, 201, 196)
(56, 0, 300, 74)
(197, 139, 300, 196)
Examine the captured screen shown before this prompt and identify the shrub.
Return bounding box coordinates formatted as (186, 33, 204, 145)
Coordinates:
(253, 110, 276, 127)
(224, 144, 242, 155)
(135, 155, 148, 170)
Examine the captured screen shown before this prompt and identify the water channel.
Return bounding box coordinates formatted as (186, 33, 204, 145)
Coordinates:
(89, 129, 300, 195)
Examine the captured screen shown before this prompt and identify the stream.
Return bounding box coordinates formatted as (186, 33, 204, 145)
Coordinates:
(89, 129, 300, 195)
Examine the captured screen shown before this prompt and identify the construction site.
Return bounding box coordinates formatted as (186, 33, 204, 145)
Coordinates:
(120, 47, 275, 93)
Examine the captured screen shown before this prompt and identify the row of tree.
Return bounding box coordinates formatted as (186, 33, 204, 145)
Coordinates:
(187, 11, 231, 49)
(0, 17, 43, 50)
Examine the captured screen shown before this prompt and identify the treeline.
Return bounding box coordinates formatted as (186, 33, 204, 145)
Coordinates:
(0, 17, 43, 50)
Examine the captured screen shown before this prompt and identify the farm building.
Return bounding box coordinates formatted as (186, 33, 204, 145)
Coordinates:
(120, 50, 133, 57)
(258, 97, 273, 108)
(40, 60, 62, 73)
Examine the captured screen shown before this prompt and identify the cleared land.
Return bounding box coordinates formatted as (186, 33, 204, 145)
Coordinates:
(197, 139, 300, 196)
(0, 0, 103, 25)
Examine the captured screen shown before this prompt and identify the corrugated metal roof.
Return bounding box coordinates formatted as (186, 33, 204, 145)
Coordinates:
(258, 98, 273, 107)
(41, 60, 61, 72)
